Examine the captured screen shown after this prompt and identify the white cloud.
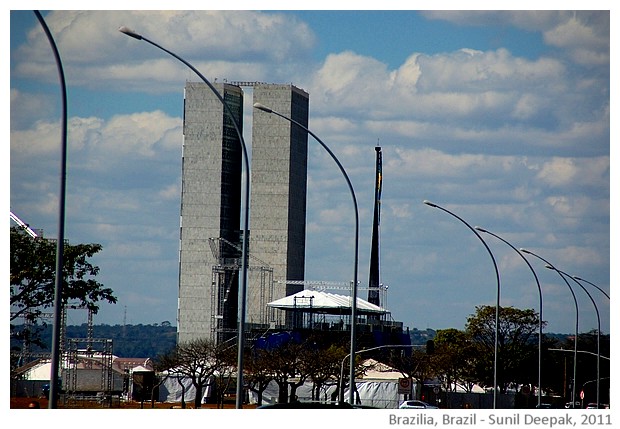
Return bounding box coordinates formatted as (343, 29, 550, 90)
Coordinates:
(420, 10, 566, 31)
(543, 14, 610, 65)
(536, 156, 609, 189)
(387, 202, 411, 219)
(310, 51, 391, 110)
(101, 111, 182, 156)
(420, 10, 609, 69)
(536, 158, 579, 187)
(10, 89, 56, 129)
(10, 121, 68, 157)
(14, 11, 316, 91)
(308, 47, 574, 139)
(9, 10, 609, 334)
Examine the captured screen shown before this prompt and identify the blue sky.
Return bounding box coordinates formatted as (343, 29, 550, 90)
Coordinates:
(8, 8, 612, 338)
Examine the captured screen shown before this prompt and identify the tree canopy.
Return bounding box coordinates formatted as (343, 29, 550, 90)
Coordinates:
(465, 305, 544, 393)
(155, 337, 236, 408)
(10, 226, 117, 349)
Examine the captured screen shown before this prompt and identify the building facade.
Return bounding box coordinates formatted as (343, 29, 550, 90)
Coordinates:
(177, 82, 309, 343)
(178, 82, 244, 344)
(248, 84, 309, 327)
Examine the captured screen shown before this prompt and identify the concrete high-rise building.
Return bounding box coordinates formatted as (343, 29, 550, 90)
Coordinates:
(177, 82, 309, 343)
(178, 82, 243, 344)
(247, 84, 309, 326)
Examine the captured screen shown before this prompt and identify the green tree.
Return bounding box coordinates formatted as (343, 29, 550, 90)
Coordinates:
(10, 226, 116, 350)
(465, 305, 543, 393)
(433, 328, 478, 392)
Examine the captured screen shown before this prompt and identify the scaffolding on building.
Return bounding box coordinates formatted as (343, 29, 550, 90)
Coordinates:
(208, 237, 274, 343)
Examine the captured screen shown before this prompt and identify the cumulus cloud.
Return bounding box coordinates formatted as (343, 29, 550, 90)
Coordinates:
(307, 46, 590, 145)
(10, 89, 56, 129)
(308, 51, 392, 114)
(10, 10, 609, 333)
(10, 108, 182, 231)
(421, 10, 609, 67)
(14, 10, 316, 92)
(542, 13, 610, 65)
(536, 156, 610, 189)
(101, 111, 182, 156)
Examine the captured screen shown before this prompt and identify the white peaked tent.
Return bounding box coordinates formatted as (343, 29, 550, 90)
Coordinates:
(267, 290, 388, 315)
(353, 358, 408, 408)
(360, 358, 404, 380)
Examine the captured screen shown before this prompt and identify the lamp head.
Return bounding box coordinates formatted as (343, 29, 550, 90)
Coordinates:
(474, 226, 488, 233)
(423, 200, 437, 208)
(519, 248, 531, 254)
(119, 26, 142, 40)
(253, 102, 273, 113)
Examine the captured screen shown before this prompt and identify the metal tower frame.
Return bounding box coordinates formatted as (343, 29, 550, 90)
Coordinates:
(208, 237, 274, 343)
(64, 337, 113, 406)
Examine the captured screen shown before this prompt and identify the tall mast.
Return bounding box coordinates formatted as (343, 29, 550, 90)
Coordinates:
(368, 146, 382, 306)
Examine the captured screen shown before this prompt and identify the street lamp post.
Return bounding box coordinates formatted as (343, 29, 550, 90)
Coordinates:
(554, 270, 601, 409)
(475, 227, 543, 408)
(119, 26, 251, 408)
(521, 249, 579, 407)
(34, 10, 68, 409)
(573, 277, 610, 300)
(253, 102, 359, 405)
(423, 201, 500, 408)
(572, 274, 609, 406)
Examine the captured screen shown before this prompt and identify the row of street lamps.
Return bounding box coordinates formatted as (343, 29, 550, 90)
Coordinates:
(423, 201, 609, 409)
(39, 16, 607, 408)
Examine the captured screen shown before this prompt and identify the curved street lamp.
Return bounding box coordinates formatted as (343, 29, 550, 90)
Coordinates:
(573, 276, 610, 300)
(423, 201, 500, 408)
(119, 26, 251, 408)
(521, 249, 579, 407)
(253, 102, 359, 405)
(475, 227, 543, 408)
(34, 10, 68, 409)
(554, 269, 602, 409)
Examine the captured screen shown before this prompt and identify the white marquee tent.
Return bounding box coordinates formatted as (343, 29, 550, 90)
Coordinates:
(248, 358, 409, 409)
(267, 290, 388, 315)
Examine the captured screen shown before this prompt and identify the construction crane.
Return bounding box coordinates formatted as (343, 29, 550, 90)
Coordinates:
(9, 211, 38, 238)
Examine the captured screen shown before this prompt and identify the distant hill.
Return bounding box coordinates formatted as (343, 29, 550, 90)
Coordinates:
(11, 323, 590, 361)
(11, 323, 177, 359)
(408, 327, 436, 345)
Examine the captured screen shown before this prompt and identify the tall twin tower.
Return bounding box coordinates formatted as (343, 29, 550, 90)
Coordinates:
(178, 82, 310, 344)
